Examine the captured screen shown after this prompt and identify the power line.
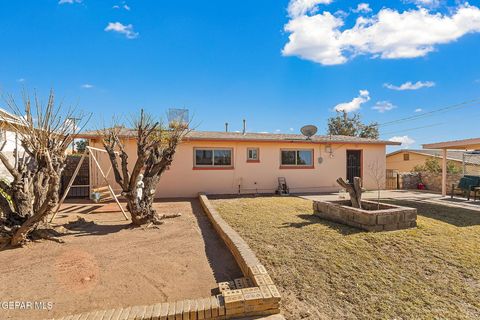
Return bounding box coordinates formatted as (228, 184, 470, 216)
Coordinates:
(378, 98, 480, 127)
(380, 109, 480, 138)
(380, 122, 445, 135)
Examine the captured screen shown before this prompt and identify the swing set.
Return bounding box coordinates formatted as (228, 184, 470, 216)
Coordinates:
(50, 146, 129, 222)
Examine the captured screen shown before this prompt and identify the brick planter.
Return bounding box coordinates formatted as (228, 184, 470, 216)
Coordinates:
(313, 200, 417, 232)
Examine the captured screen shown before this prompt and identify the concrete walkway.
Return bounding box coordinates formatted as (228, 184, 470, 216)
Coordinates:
(301, 189, 480, 212)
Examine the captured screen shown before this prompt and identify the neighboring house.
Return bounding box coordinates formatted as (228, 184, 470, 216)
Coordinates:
(0, 108, 24, 181)
(386, 149, 480, 174)
(78, 130, 399, 198)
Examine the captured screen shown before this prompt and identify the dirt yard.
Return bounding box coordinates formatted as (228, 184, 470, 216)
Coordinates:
(212, 196, 480, 320)
(0, 199, 242, 320)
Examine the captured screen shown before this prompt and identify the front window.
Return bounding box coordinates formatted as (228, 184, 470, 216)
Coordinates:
(195, 149, 213, 165)
(195, 148, 232, 167)
(247, 148, 259, 161)
(281, 149, 313, 167)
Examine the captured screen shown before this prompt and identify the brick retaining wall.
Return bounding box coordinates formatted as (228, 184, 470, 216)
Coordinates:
(420, 172, 462, 193)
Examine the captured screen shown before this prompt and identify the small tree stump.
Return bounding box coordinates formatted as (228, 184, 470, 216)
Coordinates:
(337, 177, 363, 209)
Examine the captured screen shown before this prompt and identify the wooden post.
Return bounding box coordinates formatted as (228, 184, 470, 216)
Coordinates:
(442, 148, 447, 197)
(337, 177, 362, 209)
(50, 150, 87, 222)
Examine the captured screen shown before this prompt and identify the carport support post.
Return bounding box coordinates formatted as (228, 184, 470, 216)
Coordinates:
(442, 148, 447, 197)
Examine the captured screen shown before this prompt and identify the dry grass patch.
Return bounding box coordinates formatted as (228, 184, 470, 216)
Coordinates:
(212, 196, 480, 320)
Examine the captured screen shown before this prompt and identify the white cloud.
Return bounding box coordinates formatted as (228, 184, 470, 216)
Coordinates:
(288, 0, 333, 18)
(283, 3, 480, 65)
(372, 101, 396, 113)
(384, 81, 435, 90)
(104, 22, 138, 39)
(81, 84, 94, 89)
(414, 108, 423, 112)
(334, 10, 349, 19)
(58, 0, 82, 4)
(334, 90, 370, 113)
(389, 135, 416, 147)
(408, 0, 441, 8)
(17, 78, 25, 82)
(113, 3, 131, 11)
(354, 3, 372, 13)
(289, 127, 294, 132)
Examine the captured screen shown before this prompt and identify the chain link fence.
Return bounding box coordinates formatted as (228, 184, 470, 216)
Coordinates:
(462, 151, 480, 175)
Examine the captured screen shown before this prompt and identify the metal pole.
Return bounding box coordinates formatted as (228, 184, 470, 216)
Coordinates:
(68, 117, 81, 153)
(442, 149, 447, 197)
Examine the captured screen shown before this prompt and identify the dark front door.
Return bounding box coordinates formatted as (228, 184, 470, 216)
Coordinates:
(346, 150, 362, 183)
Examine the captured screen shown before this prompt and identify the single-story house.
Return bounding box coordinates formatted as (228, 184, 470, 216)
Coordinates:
(77, 130, 399, 198)
(386, 149, 480, 174)
(0, 108, 24, 181)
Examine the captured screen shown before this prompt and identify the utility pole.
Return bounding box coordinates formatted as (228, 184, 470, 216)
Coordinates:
(68, 117, 81, 153)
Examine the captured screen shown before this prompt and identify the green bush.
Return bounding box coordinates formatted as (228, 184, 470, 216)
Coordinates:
(0, 179, 13, 206)
(413, 157, 461, 174)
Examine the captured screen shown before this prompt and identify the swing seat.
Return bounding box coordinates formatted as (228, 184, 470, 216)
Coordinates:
(91, 186, 114, 203)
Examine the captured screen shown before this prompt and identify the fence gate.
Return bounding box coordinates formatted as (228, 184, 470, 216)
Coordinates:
(385, 169, 399, 190)
(61, 155, 90, 198)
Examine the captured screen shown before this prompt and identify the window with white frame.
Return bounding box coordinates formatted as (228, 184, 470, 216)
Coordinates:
(194, 148, 233, 167)
(247, 148, 259, 161)
(280, 149, 313, 166)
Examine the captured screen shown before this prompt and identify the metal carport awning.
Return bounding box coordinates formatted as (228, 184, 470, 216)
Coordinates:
(423, 137, 480, 196)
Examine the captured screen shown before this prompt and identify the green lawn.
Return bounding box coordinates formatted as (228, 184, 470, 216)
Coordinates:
(212, 196, 480, 320)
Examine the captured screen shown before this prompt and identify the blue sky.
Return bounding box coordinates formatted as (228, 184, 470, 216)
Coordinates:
(0, 0, 479, 150)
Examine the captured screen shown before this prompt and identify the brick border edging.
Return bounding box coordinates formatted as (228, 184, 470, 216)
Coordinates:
(198, 193, 260, 274)
(198, 193, 282, 317)
(44, 195, 281, 320)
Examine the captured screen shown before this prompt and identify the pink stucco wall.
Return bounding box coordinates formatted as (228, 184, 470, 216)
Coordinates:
(88, 139, 386, 198)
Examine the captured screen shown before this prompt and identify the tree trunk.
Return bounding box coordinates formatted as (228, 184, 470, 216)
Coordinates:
(10, 173, 60, 246)
(337, 177, 363, 209)
(125, 175, 163, 226)
(101, 110, 187, 226)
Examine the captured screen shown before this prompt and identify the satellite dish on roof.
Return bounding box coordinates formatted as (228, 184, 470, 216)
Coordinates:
(300, 125, 318, 140)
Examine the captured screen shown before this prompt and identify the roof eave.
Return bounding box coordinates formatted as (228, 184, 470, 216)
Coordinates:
(76, 132, 399, 145)
(423, 137, 480, 150)
(184, 137, 399, 145)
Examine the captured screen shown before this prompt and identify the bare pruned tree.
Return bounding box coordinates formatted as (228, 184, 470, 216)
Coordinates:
(101, 110, 189, 226)
(367, 159, 385, 209)
(0, 90, 86, 246)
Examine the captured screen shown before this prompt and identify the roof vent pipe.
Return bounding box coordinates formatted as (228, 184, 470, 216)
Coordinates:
(225, 122, 229, 132)
(242, 119, 246, 135)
